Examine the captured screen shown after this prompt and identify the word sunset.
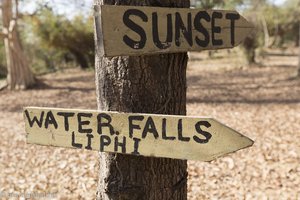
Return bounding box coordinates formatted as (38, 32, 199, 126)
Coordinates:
(97, 5, 254, 56)
(24, 107, 253, 161)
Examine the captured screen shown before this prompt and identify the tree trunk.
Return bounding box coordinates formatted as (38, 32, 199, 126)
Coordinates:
(295, 25, 299, 47)
(94, 0, 189, 199)
(261, 15, 270, 48)
(242, 36, 257, 65)
(1, 0, 35, 90)
(298, 22, 300, 76)
(70, 49, 90, 69)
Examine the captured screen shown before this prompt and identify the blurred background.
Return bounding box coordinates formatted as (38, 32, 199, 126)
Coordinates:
(0, 0, 299, 82)
(0, 0, 299, 199)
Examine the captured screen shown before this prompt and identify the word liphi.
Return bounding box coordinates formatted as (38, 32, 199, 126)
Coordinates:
(24, 107, 253, 161)
(24, 109, 212, 154)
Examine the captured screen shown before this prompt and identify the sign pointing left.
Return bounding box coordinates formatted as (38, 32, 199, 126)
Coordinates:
(24, 107, 253, 161)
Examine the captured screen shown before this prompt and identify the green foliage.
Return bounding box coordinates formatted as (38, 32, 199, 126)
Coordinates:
(7, 0, 299, 75)
(194, 0, 225, 9)
(23, 7, 94, 73)
(194, 0, 245, 9)
(223, 0, 244, 9)
(244, 0, 299, 47)
(279, 0, 300, 46)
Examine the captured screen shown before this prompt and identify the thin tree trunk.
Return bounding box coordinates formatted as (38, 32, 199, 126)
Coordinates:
(94, 0, 189, 199)
(261, 15, 270, 48)
(295, 24, 300, 47)
(298, 23, 300, 76)
(1, 0, 35, 90)
(70, 49, 89, 69)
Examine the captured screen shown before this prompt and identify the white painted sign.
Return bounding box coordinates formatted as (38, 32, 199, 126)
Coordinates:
(24, 107, 253, 161)
(96, 5, 254, 56)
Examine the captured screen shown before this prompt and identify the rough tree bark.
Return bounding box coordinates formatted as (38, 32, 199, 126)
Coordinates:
(94, 0, 189, 199)
(1, 0, 35, 90)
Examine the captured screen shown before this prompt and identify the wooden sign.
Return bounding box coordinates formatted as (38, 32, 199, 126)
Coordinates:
(24, 107, 253, 161)
(95, 5, 254, 57)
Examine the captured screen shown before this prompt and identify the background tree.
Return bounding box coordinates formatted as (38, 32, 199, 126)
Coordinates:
(235, 0, 266, 64)
(94, 0, 189, 199)
(297, 23, 300, 77)
(0, 0, 35, 90)
(29, 8, 94, 69)
(194, 0, 224, 9)
(280, 0, 300, 47)
(0, 43, 7, 79)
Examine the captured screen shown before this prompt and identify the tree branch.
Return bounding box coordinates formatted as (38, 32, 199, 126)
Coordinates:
(9, 19, 16, 32)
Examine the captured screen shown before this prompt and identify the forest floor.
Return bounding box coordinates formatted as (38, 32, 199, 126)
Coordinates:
(0, 49, 299, 199)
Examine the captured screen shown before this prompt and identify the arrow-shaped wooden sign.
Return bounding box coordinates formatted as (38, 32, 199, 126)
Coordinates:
(95, 5, 254, 57)
(24, 107, 253, 161)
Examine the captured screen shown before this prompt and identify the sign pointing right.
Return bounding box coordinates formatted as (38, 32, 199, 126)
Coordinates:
(24, 107, 254, 161)
(97, 5, 255, 57)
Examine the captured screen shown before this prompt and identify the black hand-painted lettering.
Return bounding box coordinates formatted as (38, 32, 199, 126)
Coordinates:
(178, 119, 190, 142)
(45, 111, 58, 129)
(162, 118, 175, 140)
(142, 117, 159, 139)
(100, 135, 111, 152)
(194, 11, 210, 47)
(123, 9, 148, 49)
(97, 113, 115, 135)
(72, 132, 82, 148)
(128, 115, 144, 138)
(57, 112, 75, 131)
(226, 13, 240, 46)
(193, 121, 212, 144)
(175, 12, 193, 47)
(152, 13, 172, 49)
(131, 137, 141, 155)
(77, 113, 92, 134)
(85, 134, 94, 150)
(24, 110, 44, 128)
(212, 12, 223, 46)
(114, 136, 126, 153)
